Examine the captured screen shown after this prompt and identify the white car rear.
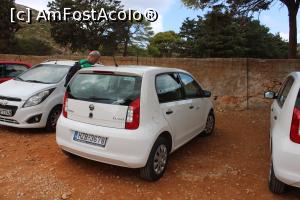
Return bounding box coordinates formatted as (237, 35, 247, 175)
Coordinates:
(265, 72, 300, 193)
(56, 66, 214, 181)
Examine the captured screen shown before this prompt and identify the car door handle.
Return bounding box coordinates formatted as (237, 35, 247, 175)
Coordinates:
(189, 105, 194, 109)
(166, 110, 173, 115)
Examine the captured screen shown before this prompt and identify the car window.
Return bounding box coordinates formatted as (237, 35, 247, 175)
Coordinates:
(156, 73, 184, 103)
(0, 65, 4, 78)
(6, 64, 28, 77)
(277, 76, 294, 108)
(18, 64, 70, 84)
(179, 73, 203, 99)
(68, 73, 142, 106)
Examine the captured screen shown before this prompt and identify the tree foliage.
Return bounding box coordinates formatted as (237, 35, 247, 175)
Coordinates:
(181, 0, 299, 58)
(0, 0, 20, 53)
(179, 7, 288, 58)
(148, 31, 182, 57)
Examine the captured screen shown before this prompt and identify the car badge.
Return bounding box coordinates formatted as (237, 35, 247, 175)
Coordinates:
(89, 104, 95, 111)
(0, 100, 8, 106)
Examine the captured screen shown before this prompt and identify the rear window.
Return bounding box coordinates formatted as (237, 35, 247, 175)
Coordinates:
(68, 73, 142, 106)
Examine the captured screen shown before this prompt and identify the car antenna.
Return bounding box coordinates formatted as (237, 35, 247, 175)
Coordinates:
(113, 55, 118, 67)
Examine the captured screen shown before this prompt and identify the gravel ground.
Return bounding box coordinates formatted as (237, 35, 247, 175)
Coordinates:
(0, 110, 300, 200)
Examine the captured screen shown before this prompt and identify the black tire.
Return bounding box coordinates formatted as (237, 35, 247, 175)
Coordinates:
(200, 110, 215, 137)
(61, 149, 78, 159)
(269, 160, 286, 194)
(45, 105, 62, 132)
(140, 137, 170, 181)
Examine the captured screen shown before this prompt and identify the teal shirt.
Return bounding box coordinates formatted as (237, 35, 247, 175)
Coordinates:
(79, 59, 93, 68)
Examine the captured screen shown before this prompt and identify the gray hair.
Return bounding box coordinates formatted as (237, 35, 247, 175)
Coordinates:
(89, 50, 101, 57)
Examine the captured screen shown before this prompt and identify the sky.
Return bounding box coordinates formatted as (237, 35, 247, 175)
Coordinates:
(15, 0, 300, 41)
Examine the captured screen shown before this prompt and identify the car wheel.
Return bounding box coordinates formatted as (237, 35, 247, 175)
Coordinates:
(200, 110, 215, 137)
(140, 137, 170, 181)
(269, 159, 286, 194)
(45, 105, 62, 132)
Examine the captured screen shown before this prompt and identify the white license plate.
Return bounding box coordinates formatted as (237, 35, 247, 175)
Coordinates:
(0, 108, 12, 116)
(73, 131, 108, 148)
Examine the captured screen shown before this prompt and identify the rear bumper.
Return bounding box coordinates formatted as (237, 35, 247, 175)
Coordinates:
(56, 116, 154, 168)
(273, 136, 300, 187)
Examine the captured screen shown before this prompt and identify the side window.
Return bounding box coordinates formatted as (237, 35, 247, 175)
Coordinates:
(277, 76, 294, 108)
(156, 73, 184, 103)
(179, 73, 203, 98)
(6, 64, 28, 78)
(0, 65, 4, 78)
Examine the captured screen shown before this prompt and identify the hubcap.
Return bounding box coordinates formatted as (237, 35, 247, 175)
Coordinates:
(205, 114, 214, 133)
(153, 144, 168, 175)
(51, 109, 61, 128)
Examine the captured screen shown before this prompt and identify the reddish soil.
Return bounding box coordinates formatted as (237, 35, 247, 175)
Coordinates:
(0, 110, 300, 200)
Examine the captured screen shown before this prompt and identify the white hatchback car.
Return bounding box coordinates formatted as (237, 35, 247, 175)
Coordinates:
(56, 66, 215, 181)
(0, 60, 102, 131)
(265, 72, 300, 193)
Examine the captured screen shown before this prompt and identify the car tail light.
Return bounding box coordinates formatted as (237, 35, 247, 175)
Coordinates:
(62, 92, 69, 118)
(125, 98, 140, 130)
(290, 107, 300, 144)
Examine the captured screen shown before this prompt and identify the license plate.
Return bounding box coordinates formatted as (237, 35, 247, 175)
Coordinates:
(0, 108, 12, 116)
(73, 131, 107, 148)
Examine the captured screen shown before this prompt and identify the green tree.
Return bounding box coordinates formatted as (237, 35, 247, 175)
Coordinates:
(182, 0, 299, 58)
(148, 31, 181, 57)
(48, 0, 123, 52)
(179, 7, 288, 58)
(0, 0, 20, 53)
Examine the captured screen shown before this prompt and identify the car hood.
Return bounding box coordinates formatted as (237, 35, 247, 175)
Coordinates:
(0, 80, 57, 100)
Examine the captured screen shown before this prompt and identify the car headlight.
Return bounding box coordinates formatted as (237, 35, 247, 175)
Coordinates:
(23, 89, 55, 108)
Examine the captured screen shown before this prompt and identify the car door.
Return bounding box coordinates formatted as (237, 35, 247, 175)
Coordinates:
(179, 73, 208, 136)
(271, 76, 294, 133)
(156, 73, 195, 147)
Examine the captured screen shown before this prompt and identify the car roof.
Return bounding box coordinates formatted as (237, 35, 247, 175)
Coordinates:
(81, 65, 186, 76)
(0, 60, 32, 67)
(40, 60, 104, 67)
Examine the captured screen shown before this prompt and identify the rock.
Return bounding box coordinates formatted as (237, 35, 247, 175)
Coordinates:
(61, 192, 72, 200)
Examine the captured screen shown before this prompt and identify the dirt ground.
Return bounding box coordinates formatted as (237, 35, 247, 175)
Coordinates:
(0, 110, 300, 200)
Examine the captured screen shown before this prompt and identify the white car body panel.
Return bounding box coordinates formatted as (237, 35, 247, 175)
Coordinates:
(56, 66, 213, 168)
(270, 72, 300, 187)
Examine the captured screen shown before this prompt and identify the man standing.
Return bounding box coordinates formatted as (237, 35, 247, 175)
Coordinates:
(65, 51, 101, 86)
(79, 50, 101, 68)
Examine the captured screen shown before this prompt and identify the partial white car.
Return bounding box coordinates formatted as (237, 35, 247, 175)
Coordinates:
(56, 66, 215, 181)
(0, 60, 102, 131)
(265, 72, 300, 193)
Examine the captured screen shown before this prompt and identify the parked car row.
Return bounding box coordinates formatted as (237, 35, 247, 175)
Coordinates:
(1, 59, 298, 189)
(0, 60, 215, 181)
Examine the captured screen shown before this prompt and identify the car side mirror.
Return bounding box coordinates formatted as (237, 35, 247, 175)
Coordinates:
(203, 90, 212, 98)
(264, 91, 276, 99)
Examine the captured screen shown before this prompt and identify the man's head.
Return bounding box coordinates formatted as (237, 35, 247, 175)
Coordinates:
(87, 50, 101, 64)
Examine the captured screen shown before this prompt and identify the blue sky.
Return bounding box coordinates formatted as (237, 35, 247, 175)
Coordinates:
(16, 0, 299, 41)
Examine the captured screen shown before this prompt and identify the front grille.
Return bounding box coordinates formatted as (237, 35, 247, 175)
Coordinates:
(0, 105, 18, 117)
(0, 96, 22, 102)
(0, 117, 19, 124)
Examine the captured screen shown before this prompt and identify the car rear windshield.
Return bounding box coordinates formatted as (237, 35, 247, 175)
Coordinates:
(18, 64, 70, 84)
(68, 73, 142, 106)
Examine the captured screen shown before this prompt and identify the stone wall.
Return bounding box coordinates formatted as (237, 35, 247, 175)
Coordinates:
(1, 54, 300, 110)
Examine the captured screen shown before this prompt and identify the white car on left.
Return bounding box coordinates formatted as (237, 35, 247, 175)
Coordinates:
(0, 60, 83, 131)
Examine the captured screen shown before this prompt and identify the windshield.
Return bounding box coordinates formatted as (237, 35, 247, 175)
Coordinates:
(17, 64, 70, 84)
(68, 73, 142, 106)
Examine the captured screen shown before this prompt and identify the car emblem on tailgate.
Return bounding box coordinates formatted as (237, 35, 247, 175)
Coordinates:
(89, 104, 95, 111)
(0, 100, 8, 106)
